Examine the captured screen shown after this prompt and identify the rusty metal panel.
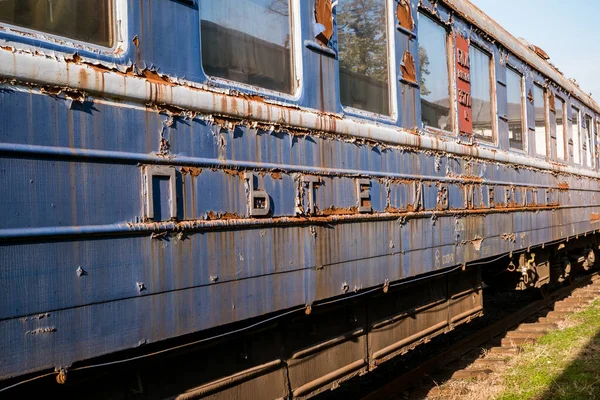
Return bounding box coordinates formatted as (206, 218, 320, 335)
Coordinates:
(367, 275, 449, 365)
(447, 267, 483, 326)
(178, 365, 289, 400)
(285, 305, 368, 397)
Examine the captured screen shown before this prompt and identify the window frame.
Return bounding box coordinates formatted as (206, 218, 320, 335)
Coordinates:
(417, 10, 455, 136)
(554, 95, 568, 163)
(0, 0, 121, 52)
(470, 43, 496, 144)
(506, 66, 527, 153)
(583, 113, 595, 169)
(336, 0, 398, 121)
(198, 0, 304, 101)
(532, 83, 548, 158)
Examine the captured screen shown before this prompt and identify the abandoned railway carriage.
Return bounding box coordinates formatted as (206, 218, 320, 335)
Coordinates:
(1, 0, 600, 397)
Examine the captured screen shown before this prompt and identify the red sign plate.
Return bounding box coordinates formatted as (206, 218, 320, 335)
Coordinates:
(455, 33, 472, 135)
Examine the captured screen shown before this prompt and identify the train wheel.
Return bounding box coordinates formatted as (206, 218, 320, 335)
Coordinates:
(588, 249, 597, 270)
(582, 249, 596, 271)
(563, 261, 573, 285)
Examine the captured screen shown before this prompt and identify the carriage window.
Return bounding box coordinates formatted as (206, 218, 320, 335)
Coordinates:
(470, 46, 493, 140)
(555, 97, 566, 160)
(584, 115, 594, 168)
(338, 0, 390, 115)
(572, 106, 581, 164)
(533, 85, 547, 157)
(200, 0, 294, 94)
(418, 14, 451, 131)
(506, 68, 525, 150)
(0, 0, 113, 47)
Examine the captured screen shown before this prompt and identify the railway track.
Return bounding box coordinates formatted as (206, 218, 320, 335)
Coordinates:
(360, 271, 600, 400)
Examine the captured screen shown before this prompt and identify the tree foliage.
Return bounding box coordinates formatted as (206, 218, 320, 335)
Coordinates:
(337, 0, 388, 82)
(267, 0, 289, 17)
(419, 46, 431, 96)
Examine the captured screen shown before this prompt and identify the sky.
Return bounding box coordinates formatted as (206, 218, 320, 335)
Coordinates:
(469, 0, 600, 103)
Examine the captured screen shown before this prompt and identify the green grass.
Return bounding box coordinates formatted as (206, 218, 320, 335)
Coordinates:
(495, 302, 600, 400)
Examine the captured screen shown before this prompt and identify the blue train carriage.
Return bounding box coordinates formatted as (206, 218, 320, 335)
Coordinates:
(1, 0, 599, 398)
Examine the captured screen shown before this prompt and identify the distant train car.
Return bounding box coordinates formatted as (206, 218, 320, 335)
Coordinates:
(1, 0, 599, 398)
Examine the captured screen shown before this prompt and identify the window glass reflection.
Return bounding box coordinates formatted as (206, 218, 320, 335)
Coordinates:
(418, 14, 451, 131)
(0, 0, 113, 46)
(555, 98, 566, 160)
(533, 85, 546, 156)
(596, 121, 600, 167)
(470, 46, 493, 139)
(584, 115, 593, 167)
(201, 0, 294, 93)
(338, 0, 390, 115)
(506, 69, 524, 150)
(572, 107, 581, 164)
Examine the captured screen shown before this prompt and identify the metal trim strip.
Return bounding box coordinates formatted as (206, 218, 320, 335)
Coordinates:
(0, 142, 592, 191)
(1, 50, 600, 180)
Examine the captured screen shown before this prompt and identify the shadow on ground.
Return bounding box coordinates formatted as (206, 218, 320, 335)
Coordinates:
(536, 329, 600, 400)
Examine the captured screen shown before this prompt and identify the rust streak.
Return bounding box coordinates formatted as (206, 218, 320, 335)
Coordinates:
(270, 171, 283, 180)
(320, 206, 358, 216)
(223, 169, 243, 178)
(501, 233, 516, 242)
(127, 204, 563, 235)
(142, 69, 173, 85)
(181, 167, 202, 177)
(206, 212, 241, 221)
(385, 205, 403, 213)
(549, 92, 556, 113)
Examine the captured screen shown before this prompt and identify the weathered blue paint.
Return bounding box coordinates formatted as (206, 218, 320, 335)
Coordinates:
(0, 0, 599, 388)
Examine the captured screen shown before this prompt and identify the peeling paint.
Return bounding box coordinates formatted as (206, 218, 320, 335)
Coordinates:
(502, 233, 516, 242)
(20, 313, 50, 322)
(314, 0, 334, 45)
(181, 167, 202, 177)
(205, 211, 242, 221)
(25, 327, 56, 335)
(397, 0, 414, 31)
(468, 236, 484, 251)
(400, 51, 417, 84)
(0, 44, 598, 181)
(320, 206, 358, 216)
